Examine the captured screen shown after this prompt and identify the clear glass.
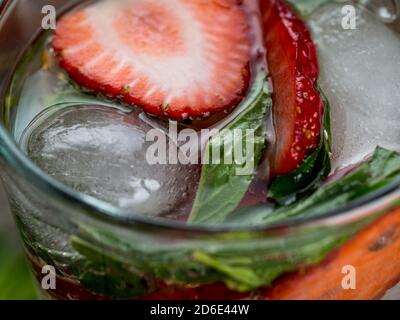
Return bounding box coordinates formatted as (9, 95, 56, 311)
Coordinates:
(0, 0, 399, 300)
(358, 0, 399, 22)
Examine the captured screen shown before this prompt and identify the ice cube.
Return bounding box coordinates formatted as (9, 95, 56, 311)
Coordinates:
(26, 105, 200, 218)
(309, 2, 400, 169)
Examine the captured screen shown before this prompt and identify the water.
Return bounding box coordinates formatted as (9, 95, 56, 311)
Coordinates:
(7, 31, 201, 220)
(13, 70, 61, 142)
(309, 2, 400, 170)
(8, 1, 400, 222)
(9, 0, 269, 221)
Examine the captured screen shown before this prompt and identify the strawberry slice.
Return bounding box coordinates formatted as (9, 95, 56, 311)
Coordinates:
(261, 0, 324, 177)
(52, 0, 251, 120)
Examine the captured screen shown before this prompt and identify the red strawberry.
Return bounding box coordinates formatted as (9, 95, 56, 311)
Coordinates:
(53, 0, 251, 120)
(260, 0, 324, 177)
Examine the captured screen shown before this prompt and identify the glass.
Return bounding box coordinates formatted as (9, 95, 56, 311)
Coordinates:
(0, 0, 399, 300)
(358, 0, 399, 22)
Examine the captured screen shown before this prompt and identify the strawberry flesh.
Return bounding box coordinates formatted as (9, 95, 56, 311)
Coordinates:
(53, 0, 251, 120)
(261, 0, 324, 177)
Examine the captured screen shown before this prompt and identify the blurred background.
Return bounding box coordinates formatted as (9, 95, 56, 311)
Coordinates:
(0, 0, 37, 300)
(0, 183, 37, 299)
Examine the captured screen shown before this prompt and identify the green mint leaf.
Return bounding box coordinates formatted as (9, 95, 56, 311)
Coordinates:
(72, 214, 365, 294)
(71, 236, 148, 298)
(234, 147, 400, 225)
(188, 70, 272, 224)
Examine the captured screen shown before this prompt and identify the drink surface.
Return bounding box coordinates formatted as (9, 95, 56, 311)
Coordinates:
(11, 1, 400, 223)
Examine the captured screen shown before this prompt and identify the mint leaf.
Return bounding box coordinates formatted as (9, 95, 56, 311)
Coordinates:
(71, 224, 222, 286)
(71, 236, 148, 298)
(192, 250, 281, 292)
(71, 147, 400, 296)
(232, 147, 400, 225)
(188, 70, 272, 224)
(72, 219, 363, 294)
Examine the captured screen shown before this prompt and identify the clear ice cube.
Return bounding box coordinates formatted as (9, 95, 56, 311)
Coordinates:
(26, 105, 199, 218)
(309, 2, 400, 169)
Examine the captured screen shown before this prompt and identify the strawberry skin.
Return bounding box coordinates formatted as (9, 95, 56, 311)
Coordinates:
(52, 0, 251, 120)
(261, 0, 324, 177)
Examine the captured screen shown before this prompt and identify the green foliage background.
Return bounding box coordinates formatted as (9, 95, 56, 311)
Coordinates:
(0, 236, 37, 300)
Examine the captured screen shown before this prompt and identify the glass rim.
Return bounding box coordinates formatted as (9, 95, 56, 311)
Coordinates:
(0, 0, 399, 234)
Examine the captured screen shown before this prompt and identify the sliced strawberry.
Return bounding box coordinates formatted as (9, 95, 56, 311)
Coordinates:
(261, 0, 324, 177)
(53, 0, 251, 120)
